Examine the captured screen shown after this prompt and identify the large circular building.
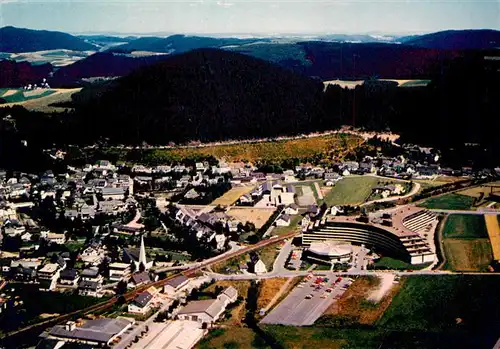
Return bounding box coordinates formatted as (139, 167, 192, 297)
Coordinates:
(306, 241, 353, 264)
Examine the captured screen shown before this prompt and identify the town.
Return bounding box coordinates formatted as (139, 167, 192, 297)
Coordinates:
(0, 135, 499, 349)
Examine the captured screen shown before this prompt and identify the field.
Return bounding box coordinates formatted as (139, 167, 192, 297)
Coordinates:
(443, 238, 493, 271)
(226, 207, 275, 229)
(198, 327, 258, 349)
(442, 214, 488, 238)
(485, 214, 500, 260)
(457, 182, 500, 205)
(211, 185, 255, 206)
(414, 179, 447, 190)
(0, 88, 54, 103)
(378, 276, 500, 338)
(322, 176, 380, 206)
(272, 215, 302, 236)
(258, 244, 281, 271)
(323, 276, 399, 325)
(126, 133, 363, 164)
(256, 278, 288, 310)
(418, 193, 475, 210)
(372, 257, 431, 270)
(0, 88, 82, 112)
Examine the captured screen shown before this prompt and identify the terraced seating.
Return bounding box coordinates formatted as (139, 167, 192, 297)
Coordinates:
(402, 210, 438, 233)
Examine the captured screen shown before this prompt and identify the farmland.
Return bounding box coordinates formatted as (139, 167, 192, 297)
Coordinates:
(226, 207, 275, 229)
(0, 88, 81, 112)
(418, 193, 475, 210)
(211, 185, 255, 206)
(0, 88, 54, 103)
(443, 238, 492, 271)
(442, 214, 488, 239)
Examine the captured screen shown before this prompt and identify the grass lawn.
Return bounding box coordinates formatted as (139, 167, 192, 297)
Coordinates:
(442, 214, 488, 238)
(418, 193, 475, 210)
(259, 244, 280, 271)
(272, 215, 302, 236)
(414, 179, 447, 190)
(263, 326, 386, 349)
(443, 238, 493, 271)
(322, 176, 379, 206)
(377, 275, 500, 335)
(198, 327, 259, 349)
(212, 186, 255, 206)
(372, 257, 431, 271)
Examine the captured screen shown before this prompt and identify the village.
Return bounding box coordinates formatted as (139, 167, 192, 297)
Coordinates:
(0, 141, 499, 349)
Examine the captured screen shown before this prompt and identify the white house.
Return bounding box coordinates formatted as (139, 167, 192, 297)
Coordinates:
(284, 204, 299, 215)
(275, 214, 291, 227)
(163, 275, 190, 296)
(109, 263, 131, 282)
(128, 291, 154, 314)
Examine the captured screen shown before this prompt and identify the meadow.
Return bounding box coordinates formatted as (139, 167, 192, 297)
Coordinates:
(443, 238, 492, 271)
(418, 193, 475, 210)
(442, 214, 488, 239)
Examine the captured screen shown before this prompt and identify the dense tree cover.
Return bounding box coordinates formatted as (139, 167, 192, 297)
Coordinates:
(0, 26, 96, 53)
(0, 60, 53, 88)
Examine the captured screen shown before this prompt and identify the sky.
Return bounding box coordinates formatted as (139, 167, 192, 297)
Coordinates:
(0, 0, 498, 35)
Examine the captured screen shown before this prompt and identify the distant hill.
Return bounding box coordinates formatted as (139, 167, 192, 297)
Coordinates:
(70, 49, 329, 144)
(51, 52, 171, 86)
(0, 26, 97, 53)
(401, 29, 500, 49)
(230, 42, 460, 80)
(0, 60, 53, 88)
(109, 34, 270, 53)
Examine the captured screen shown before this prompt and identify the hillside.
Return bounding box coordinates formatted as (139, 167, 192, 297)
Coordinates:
(109, 34, 270, 53)
(0, 60, 53, 88)
(0, 26, 96, 53)
(401, 29, 500, 49)
(70, 48, 329, 144)
(51, 52, 171, 86)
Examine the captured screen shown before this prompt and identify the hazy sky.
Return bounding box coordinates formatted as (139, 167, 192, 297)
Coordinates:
(0, 0, 498, 35)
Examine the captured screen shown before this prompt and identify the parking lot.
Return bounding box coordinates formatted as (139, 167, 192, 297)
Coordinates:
(260, 275, 353, 326)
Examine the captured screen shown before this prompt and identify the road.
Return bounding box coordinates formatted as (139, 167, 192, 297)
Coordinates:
(429, 209, 500, 215)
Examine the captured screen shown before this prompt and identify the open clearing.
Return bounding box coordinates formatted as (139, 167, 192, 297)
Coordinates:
(442, 214, 488, 239)
(133, 133, 363, 164)
(443, 238, 492, 271)
(226, 207, 275, 229)
(485, 214, 500, 260)
(1, 89, 18, 98)
(211, 185, 255, 206)
(322, 176, 379, 206)
(0, 88, 81, 112)
(418, 193, 475, 210)
(324, 276, 399, 325)
(257, 278, 288, 310)
(198, 327, 257, 349)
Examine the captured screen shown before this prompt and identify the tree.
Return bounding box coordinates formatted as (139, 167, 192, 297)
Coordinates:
(138, 262, 146, 272)
(116, 280, 127, 295)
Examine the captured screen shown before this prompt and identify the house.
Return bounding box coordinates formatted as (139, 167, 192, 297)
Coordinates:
(163, 275, 190, 296)
(41, 232, 66, 245)
(80, 268, 103, 283)
(59, 269, 80, 286)
(275, 214, 291, 227)
(44, 318, 134, 347)
(78, 280, 103, 297)
(12, 266, 37, 282)
(306, 204, 319, 217)
(128, 291, 154, 314)
(284, 203, 299, 215)
(101, 187, 126, 200)
(109, 262, 131, 282)
(128, 272, 151, 288)
(38, 263, 64, 291)
(177, 287, 238, 326)
(248, 252, 267, 274)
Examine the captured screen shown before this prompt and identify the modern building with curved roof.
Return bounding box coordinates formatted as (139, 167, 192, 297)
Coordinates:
(306, 241, 353, 264)
(301, 206, 437, 265)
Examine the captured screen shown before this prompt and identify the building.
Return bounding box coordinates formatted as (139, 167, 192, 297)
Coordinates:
(128, 272, 151, 288)
(109, 262, 131, 282)
(248, 252, 267, 274)
(101, 187, 126, 200)
(128, 291, 154, 314)
(58, 269, 80, 286)
(177, 287, 238, 327)
(275, 214, 291, 227)
(43, 318, 134, 346)
(38, 263, 63, 291)
(305, 241, 353, 264)
(80, 268, 103, 283)
(78, 280, 103, 297)
(163, 275, 190, 296)
(41, 232, 66, 245)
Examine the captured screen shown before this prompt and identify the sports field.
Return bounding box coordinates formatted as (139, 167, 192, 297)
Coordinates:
(226, 207, 275, 229)
(322, 176, 379, 206)
(211, 185, 255, 206)
(443, 238, 492, 271)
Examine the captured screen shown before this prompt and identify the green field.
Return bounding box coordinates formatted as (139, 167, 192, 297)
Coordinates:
(322, 176, 381, 206)
(372, 257, 431, 270)
(442, 214, 488, 238)
(443, 238, 493, 271)
(418, 193, 475, 210)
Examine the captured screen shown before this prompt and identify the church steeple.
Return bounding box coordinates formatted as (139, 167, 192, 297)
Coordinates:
(138, 234, 147, 268)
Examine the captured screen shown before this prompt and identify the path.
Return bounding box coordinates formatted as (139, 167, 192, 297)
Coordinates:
(313, 182, 324, 200)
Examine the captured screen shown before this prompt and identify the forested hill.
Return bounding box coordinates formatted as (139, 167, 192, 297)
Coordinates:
(69, 48, 330, 145)
(0, 26, 96, 53)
